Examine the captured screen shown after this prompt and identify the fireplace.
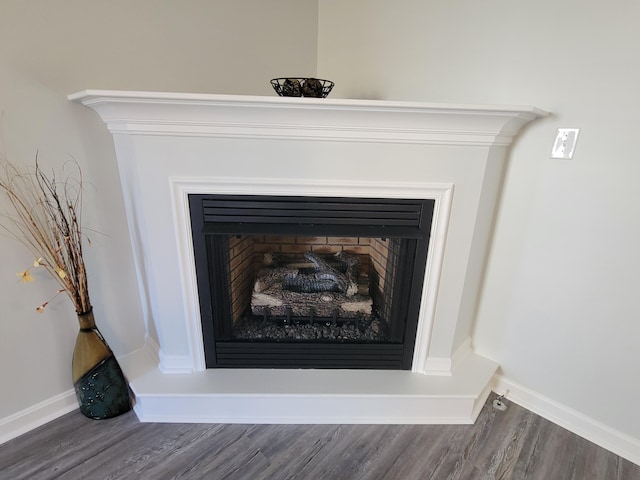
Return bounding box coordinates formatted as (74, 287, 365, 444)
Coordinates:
(70, 90, 546, 424)
(189, 194, 434, 369)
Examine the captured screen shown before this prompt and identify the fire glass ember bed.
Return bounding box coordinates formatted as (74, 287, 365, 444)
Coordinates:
(189, 194, 434, 369)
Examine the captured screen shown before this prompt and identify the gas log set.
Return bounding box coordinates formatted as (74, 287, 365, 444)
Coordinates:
(235, 251, 386, 342)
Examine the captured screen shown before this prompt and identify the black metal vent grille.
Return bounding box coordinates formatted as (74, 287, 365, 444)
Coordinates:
(215, 343, 404, 369)
(198, 195, 428, 237)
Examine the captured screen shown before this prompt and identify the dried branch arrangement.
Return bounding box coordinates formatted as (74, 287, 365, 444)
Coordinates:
(0, 156, 92, 314)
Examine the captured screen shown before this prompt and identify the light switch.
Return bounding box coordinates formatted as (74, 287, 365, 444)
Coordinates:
(551, 128, 580, 159)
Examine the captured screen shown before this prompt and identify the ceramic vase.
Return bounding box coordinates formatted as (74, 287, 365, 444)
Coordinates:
(72, 309, 132, 419)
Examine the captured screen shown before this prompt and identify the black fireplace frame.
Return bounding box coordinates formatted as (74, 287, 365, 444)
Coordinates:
(189, 194, 434, 370)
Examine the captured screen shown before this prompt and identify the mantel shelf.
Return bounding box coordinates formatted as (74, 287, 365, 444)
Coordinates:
(69, 90, 548, 146)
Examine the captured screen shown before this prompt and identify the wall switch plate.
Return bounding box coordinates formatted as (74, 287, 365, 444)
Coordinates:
(551, 128, 580, 159)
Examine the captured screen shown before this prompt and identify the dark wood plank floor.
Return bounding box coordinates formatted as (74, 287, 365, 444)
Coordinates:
(1, 393, 638, 479)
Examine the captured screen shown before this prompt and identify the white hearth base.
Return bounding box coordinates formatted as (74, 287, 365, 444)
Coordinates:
(121, 344, 497, 424)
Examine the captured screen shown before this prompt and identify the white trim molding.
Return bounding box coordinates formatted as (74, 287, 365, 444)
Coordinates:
(69, 90, 547, 147)
(0, 390, 78, 446)
(423, 337, 474, 376)
(493, 375, 640, 466)
(170, 176, 455, 374)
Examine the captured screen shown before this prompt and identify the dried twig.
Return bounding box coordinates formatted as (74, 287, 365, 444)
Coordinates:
(0, 155, 92, 314)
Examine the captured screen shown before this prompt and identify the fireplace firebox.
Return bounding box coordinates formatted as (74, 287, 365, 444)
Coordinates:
(189, 194, 434, 369)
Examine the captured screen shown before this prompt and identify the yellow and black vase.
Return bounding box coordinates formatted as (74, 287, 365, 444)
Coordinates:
(72, 309, 132, 419)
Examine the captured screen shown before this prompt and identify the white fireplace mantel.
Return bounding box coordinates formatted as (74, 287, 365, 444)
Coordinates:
(70, 90, 545, 145)
(70, 90, 547, 424)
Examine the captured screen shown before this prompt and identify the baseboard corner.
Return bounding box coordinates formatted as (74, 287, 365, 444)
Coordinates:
(493, 374, 640, 466)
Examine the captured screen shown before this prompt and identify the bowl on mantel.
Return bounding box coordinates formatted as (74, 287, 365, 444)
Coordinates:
(270, 78, 334, 98)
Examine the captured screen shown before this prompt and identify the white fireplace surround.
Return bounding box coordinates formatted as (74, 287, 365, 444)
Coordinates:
(70, 91, 546, 424)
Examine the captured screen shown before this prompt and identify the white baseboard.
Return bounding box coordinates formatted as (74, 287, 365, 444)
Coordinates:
(0, 389, 78, 445)
(493, 375, 640, 466)
(0, 338, 156, 447)
(0, 337, 158, 445)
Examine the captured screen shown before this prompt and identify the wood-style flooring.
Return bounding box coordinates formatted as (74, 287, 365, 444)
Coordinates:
(1, 393, 638, 479)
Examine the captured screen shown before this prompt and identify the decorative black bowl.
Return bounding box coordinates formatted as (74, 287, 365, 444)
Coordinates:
(270, 78, 334, 98)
